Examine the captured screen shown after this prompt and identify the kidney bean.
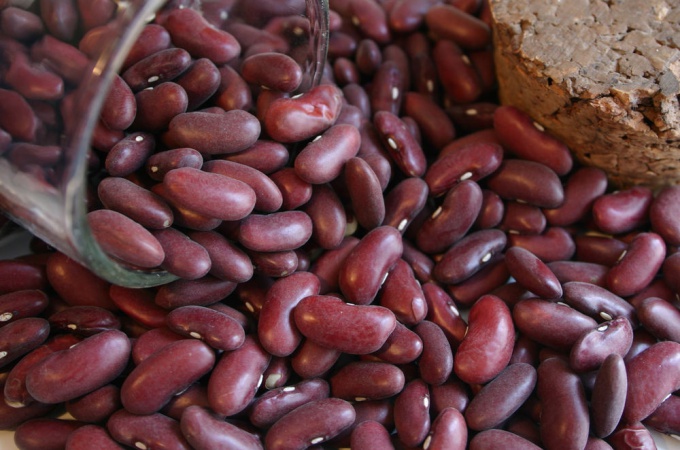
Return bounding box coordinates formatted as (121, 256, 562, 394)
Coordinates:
(505, 245, 562, 300)
(0, 317, 49, 369)
(7, 142, 62, 170)
(500, 202, 547, 235)
(269, 168, 312, 211)
(400, 240, 435, 284)
(0, 290, 47, 327)
(108, 286, 165, 330)
(488, 159, 565, 208)
(48, 305, 120, 336)
(294, 295, 396, 354)
(155, 276, 237, 309)
(169, 59, 218, 111)
(425, 142, 503, 198)
(513, 299, 598, 351)
(239, 211, 313, 253)
(98, 177, 172, 230)
(434, 229, 507, 284)
(298, 184, 346, 250)
(46, 252, 116, 310)
(469, 429, 543, 450)
(358, 125, 394, 191)
(333, 57, 360, 86)
(211, 64, 252, 112)
(372, 321, 423, 364)
(249, 378, 330, 429)
(647, 186, 680, 246)
(119, 23, 170, 68)
(405, 94, 455, 150)
(420, 407, 465, 450)
(240, 52, 303, 93)
(544, 168, 608, 227)
(0, 258, 47, 294)
(65, 424, 124, 450)
(258, 272, 320, 357)
(368, 60, 404, 116)
(464, 363, 537, 431)
(607, 422, 657, 450)
(121, 47, 192, 92)
(130, 327, 184, 365)
(179, 406, 263, 450)
(573, 234, 628, 267)
(433, 39, 483, 103)
(338, 226, 402, 304)
(643, 394, 680, 436)
(447, 254, 509, 307)
(248, 249, 299, 278)
(66, 383, 121, 424)
(592, 186, 653, 235)
(508, 227, 576, 262)
(349, 420, 393, 450)
(261, 356, 291, 390)
(635, 296, 680, 342)
(330, 361, 405, 401)
(412, 320, 452, 385)
(4, 52, 64, 102)
(471, 189, 504, 230)
(624, 341, 680, 424)
(290, 338, 341, 379)
(131, 82, 188, 131)
(39, 0, 77, 41)
(422, 282, 468, 348)
(373, 110, 427, 178)
(14, 417, 84, 450)
(569, 317, 633, 373)
(150, 228, 210, 279)
(0, 388, 54, 430)
(184, 231, 252, 283)
(606, 232, 666, 297)
(562, 281, 637, 325)
(344, 156, 386, 230)
(25, 329, 130, 404)
(107, 409, 191, 450)
(662, 252, 680, 295)
(0, 88, 40, 142)
(454, 295, 514, 384)
(203, 160, 283, 212)
(417, 180, 482, 254)
(589, 353, 628, 438)
(159, 382, 210, 421)
(0, 7, 44, 41)
(393, 378, 430, 447)
(377, 259, 427, 325)
(308, 236, 358, 294)
(143, 148, 199, 181)
(382, 177, 428, 234)
(264, 83, 343, 143)
(425, 3, 490, 49)
(29, 35, 88, 86)
(293, 124, 361, 185)
(547, 260, 608, 286)
(165, 305, 245, 351)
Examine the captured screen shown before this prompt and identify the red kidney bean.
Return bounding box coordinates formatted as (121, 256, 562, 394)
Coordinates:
(241, 52, 303, 93)
(469, 429, 543, 450)
(372, 321, 423, 364)
(301, 183, 347, 250)
(0, 88, 40, 142)
(330, 361, 405, 401)
(454, 295, 514, 384)
(66, 384, 121, 424)
(152, 182, 223, 231)
(155, 276, 237, 309)
(48, 305, 120, 336)
(161, 382, 210, 420)
(166, 305, 245, 351)
(261, 356, 292, 390)
(87, 209, 165, 268)
(562, 281, 638, 325)
(46, 252, 117, 310)
(405, 93, 456, 151)
(635, 296, 680, 342)
(0, 290, 48, 326)
(510, 333, 540, 366)
(624, 341, 680, 424)
(414, 320, 453, 385)
(107, 409, 191, 450)
(423, 282, 468, 348)
(426, 142, 503, 198)
(545, 167, 609, 226)
(0, 317, 49, 369)
(26, 329, 130, 404)
(14, 417, 85, 450)
(212, 64, 252, 112)
(132, 82, 188, 132)
(421, 407, 466, 450)
(264, 397, 355, 449)
(164, 110, 261, 154)
(0, 391, 54, 431)
(606, 232, 666, 297)
(348, 0, 391, 43)
(513, 299, 599, 351)
(508, 227, 576, 262)
(258, 272, 320, 357)
(428, 379, 469, 417)
(239, 211, 313, 252)
(382, 177, 429, 233)
(4, 52, 64, 101)
(174, 58, 221, 111)
(98, 177, 173, 229)
(77, 0, 116, 29)
(121, 339, 214, 415)
(203, 159, 283, 212)
(504, 245, 563, 299)
(121, 47, 193, 92)
(574, 234, 629, 266)
(373, 110, 427, 178)
(488, 159, 565, 208)
(333, 57, 360, 86)
(663, 252, 680, 294)
(345, 156, 386, 230)
(248, 249, 299, 278)
(65, 424, 124, 450)
(39, 0, 77, 41)
(270, 168, 313, 211)
(401, 240, 435, 283)
(120, 23, 171, 69)
(309, 236, 359, 293)
(264, 83, 343, 143)
(0, 259, 48, 294)
(31, 35, 89, 85)
(425, 4, 490, 49)
(433, 39, 483, 103)
(109, 286, 166, 329)
(643, 394, 680, 436)
(99, 74, 136, 131)
(591, 353, 627, 438)
(417, 180, 482, 254)
(7, 142, 61, 170)
(180, 406, 263, 450)
(500, 202, 547, 235)
(349, 420, 393, 450)
(249, 378, 330, 429)
(152, 228, 211, 279)
(369, 60, 404, 116)
(294, 295, 396, 354)
(207, 335, 271, 417)
(547, 260, 609, 286)
(607, 422, 657, 450)
(537, 357, 590, 450)
(592, 186, 653, 235)
(378, 259, 427, 325)
(131, 327, 185, 365)
(649, 185, 680, 245)
(465, 363, 537, 431)
(358, 124, 394, 190)
(145, 148, 203, 181)
(447, 254, 510, 307)
(434, 229, 507, 284)
(186, 230, 253, 283)
(291, 338, 341, 379)
(474, 189, 505, 229)
(294, 124, 361, 184)
(569, 317, 634, 373)
(493, 105, 573, 175)
(0, 8, 44, 41)
(393, 378, 430, 447)
(338, 226, 403, 304)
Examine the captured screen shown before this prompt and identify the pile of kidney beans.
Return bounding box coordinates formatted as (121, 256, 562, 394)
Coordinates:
(1, 0, 680, 449)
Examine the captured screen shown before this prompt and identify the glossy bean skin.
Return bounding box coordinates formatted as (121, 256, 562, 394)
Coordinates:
(574, 235, 628, 266)
(248, 249, 299, 278)
(547, 260, 609, 287)
(569, 317, 633, 373)
(65, 424, 124, 450)
(240, 52, 302, 93)
(66, 384, 121, 424)
(423, 407, 467, 450)
(166, 305, 245, 351)
(175, 57, 220, 111)
(508, 227, 576, 262)
(423, 282, 468, 348)
(48, 305, 120, 336)
(258, 272, 321, 357)
(433, 39, 482, 103)
(373, 110, 427, 177)
(207, 335, 271, 417)
(0, 259, 48, 294)
(338, 226, 403, 305)
(591, 354, 627, 438)
(46, 252, 116, 310)
(454, 295, 514, 384)
(425, 4, 490, 50)
(378, 259, 427, 325)
(372, 322, 424, 364)
(303, 183, 348, 250)
(133, 82, 188, 132)
(447, 254, 510, 307)
(109, 286, 166, 329)
(650, 185, 680, 245)
(469, 429, 543, 450)
(180, 406, 263, 450)
(345, 156, 386, 230)
(623, 341, 680, 424)
(370, 60, 404, 116)
(14, 418, 84, 450)
(239, 211, 313, 252)
(0, 317, 49, 369)
(544, 167, 608, 226)
(309, 236, 360, 293)
(294, 124, 361, 184)
(330, 361, 405, 401)
(1, 7, 45, 41)
(350, 420, 394, 450)
(107, 409, 191, 450)
(145, 148, 203, 181)
(402, 92, 456, 150)
(382, 177, 429, 233)
(504, 246, 562, 299)
(293, 295, 396, 354)
(270, 168, 313, 211)
(562, 281, 637, 325)
(499, 202, 546, 235)
(131, 328, 185, 365)
(414, 320, 453, 385)
(513, 299, 598, 351)
(26, 330, 131, 404)
(487, 159, 564, 209)
(425, 142, 503, 198)
(606, 232, 666, 297)
(264, 397, 355, 450)
(663, 252, 680, 294)
(0, 290, 48, 327)
(155, 276, 237, 309)
(607, 422, 657, 450)
(635, 296, 680, 342)
(98, 177, 173, 230)
(643, 394, 680, 435)
(153, 228, 211, 279)
(5, 52, 64, 102)
(416, 180, 483, 254)
(592, 186, 653, 235)
(0, 88, 39, 142)
(187, 231, 253, 283)
(394, 378, 431, 447)
(121, 47, 192, 91)
(121, 339, 214, 416)
(290, 338, 341, 379)
(434, 229, 507, 284)
(537, 357, 590, 450)
(249, 378, 330, 429)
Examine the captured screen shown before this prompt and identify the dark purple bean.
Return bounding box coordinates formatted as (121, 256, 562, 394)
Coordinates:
(98, 177, 173, 229)
(294, 124, 361, 184)
(574, 234, 629, 266)
(562, 281, 638, 325)
(248, 249, 299, 278)
(121, 47, 192, 91)
(145, 148, 203, 181)
(487, 159, 565, 208)
(465, 363, 537, 431)
(592, 186, 653, 235)
(414, 320, 453, 385)
(31, 35, 89, 85)
(271, 168, 314, 211)
(175, 58, 221, 110)
(454, 295, 514, 384)
(547, 260, 609, 286)
(372, 321, 424, 364)
(39, 0, 77, 41)
(65, 424, 124, 450)
(373, 110, 427, 178)
(238, 211, 313, 252)
(7, 142, 61, 170)
(357, 124, 393, 190)
(382, 177, 429, 233)
(345, 156, 386, 230)
(48, 305, 120, 336)
(569, 317, 634, 373)
(513, 298, 599, 351)
(4, 52, 64, 101)
(166, 305, 245, 351)
(425, 3, 490, 49)
(475, 189, 505, 229)
(152, 228, 211, 279)
(499, 202, 547, 235)
(663, 252, 680, 294)
(607, 422, 657, 450)
(66, 384, 121, 424)
(132, 82, 188, 132)
(333, 57, 360, 86)
(423, 282, 468, 348)
(591, 354, 627, 438)
(401, 240, 435, 283)
(508, 227, 576, 262)
(624, 341, 680, 424)
(258, 272, 320, 357)
(241, 52, 303, 92)
(26, 330, 130, 404)
(650, 185, 680, 245)
(403, 91, 456, 150)
(14, 418, 84, 450)
(109, 286, 166, 329)
(447, 254, 510, 307)
(504, 246, 562, 299)
(330, 361, 405, 401)
(130, 328, 185, 365)
(394, 378, 431, 447)
(291, 338, 341, 379)
(0, 391, 54, 431)
(643, 394, 680, 436)
(433, 39, 483, 103)
(0, 88, 40, 142)
(155, 276, 237, 309)
(249, 378, 330, 429)
(180, 406, 263, 450)
(0, 290, 48, 326)
(370, 60, 404, 116)
(105, 132, 155, 177)
(423, 407, 467, 450)
(0, 317, 50, 369)
(430, 378, 470, 415)
(378, 259, 428, 325)
(537, 357, 589, 450)
(417, 180, 483, 254)
(636, 296, 680, 342)
(469, 429, 543, 450)
(107, 409, 191, 450)
(544, 167, 608, 226)
(606, 232, 666, 297)
(0, 7, 44, 41)
(261, 356, 292, 390)
(310, 236, 360, 293)
(207, 335, 271, 417)
(350, 420, 393, 450)
(203, 159, 283, 212)
(294, 295, 396, 354)
(78, 0, 116, 30)
(187, 231, 253, 283)
(46, 252, 117, 310)
(434, 229, 507, 284)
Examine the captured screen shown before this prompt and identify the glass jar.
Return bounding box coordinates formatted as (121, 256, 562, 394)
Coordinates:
(0, 0, 329, 287)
